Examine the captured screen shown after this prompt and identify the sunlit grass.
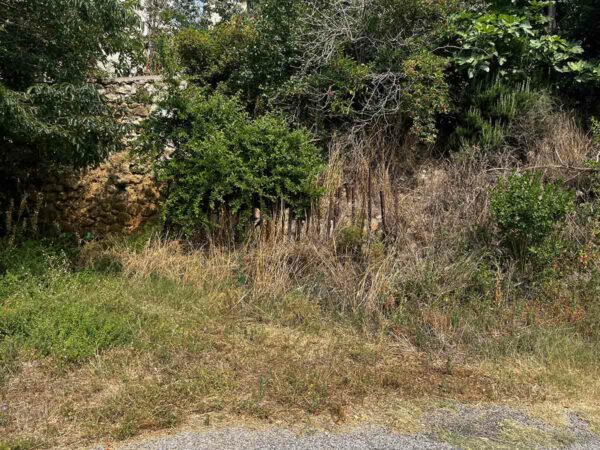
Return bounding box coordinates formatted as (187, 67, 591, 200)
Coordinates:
(1, 237, 599, 448)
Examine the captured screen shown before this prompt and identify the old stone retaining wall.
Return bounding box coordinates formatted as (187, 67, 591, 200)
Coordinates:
(40, 76, 164, 235)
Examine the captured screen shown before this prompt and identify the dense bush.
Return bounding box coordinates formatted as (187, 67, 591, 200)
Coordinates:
(447, 1, 600, 146)
(278, 0, 454, 143)
(449, 7, 594, 83)
(164, 0, 600, 151)
(142, 90, 323, 236)
(490, 171, 574, 259)
(0, 0, 140, 226)
(173, 0, 302, 112)
(175, 18, 256, 88)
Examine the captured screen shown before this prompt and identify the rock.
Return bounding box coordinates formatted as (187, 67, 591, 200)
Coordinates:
(116, 84, 134, 95)
(116, 212, 132, 223)
(130, 105, 150, 117)
(142, 204, 159, 217)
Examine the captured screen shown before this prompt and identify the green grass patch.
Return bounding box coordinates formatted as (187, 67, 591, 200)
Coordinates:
(1, 272, 140, 363)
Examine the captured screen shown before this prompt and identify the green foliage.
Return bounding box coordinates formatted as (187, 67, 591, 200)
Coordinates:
(173, 0, 302, 111)
(277, 0, 454, 143)
(0, 84, 124, 169)
(0, 0, 140, 89)
(0, 0, 140, 215)
(449, 1, 600, 84)
(175, 17, 257, 89)
(454, 80, 552, 153)
(1, 283, 137, 362)
(141, 90, 323, 236)
(490, 171, 574, 259)
(235, 0, 302, 109)
(0, 242, 138, 362)
(401, 52, 451, 144)
(169, 0, 454, 144)
(280, 56, 373, 128)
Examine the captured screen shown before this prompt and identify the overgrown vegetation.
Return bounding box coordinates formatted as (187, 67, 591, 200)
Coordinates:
(0, 0, 141, 222)
(490, 171, 574, 260)
(2, 0, 600, 447)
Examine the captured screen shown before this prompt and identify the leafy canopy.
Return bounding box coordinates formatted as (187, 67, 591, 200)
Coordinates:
(173, 0, 303, 112)
(0, 0, 140, 182)
(449, 1, 600, 83)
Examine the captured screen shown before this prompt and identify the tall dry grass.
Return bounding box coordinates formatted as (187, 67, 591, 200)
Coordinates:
(83, 112, 599, 351)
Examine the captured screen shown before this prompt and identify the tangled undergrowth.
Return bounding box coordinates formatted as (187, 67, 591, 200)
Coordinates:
(1, 111, 600, 448)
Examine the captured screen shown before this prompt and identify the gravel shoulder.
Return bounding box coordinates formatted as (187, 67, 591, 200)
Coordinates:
(93, 404, 600, 450)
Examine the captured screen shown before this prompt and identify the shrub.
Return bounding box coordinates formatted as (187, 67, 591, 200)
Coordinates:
(142, 91, 323, 237)
(490, 171, 574, 259)
(454, 80, 553, 155)
(174, 0, 302, 111)
(175, 18, 256, 89)
(278, 0, 454, 143)
(449, 4, 597, 84)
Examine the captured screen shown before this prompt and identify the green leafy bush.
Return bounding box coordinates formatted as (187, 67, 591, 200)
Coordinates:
(174, 0, 302, 111)
(142, 90, 323, 236)
(449, 3, 597, 83)
(175, 18, 256, 89)
(278, 0, 454, 143)
(490, 171, 574, 259)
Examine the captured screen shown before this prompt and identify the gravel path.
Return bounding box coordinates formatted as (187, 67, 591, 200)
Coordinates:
(116, 427, 456, 450)
(96, 405, 600, 450)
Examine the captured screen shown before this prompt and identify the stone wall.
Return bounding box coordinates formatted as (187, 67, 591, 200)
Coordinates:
(99, 75, 163, 126)
(40, 76, 164, 235)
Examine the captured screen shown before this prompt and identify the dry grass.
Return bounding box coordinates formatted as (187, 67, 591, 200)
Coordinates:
(2, 114, 599, 448)
(3, 227, 599, 448)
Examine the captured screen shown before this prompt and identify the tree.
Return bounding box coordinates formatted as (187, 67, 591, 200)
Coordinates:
(0, 0, 141, 210)
(276, 0, 454, 143)
(173, 0, 303, 112)
(141, 0, 205, 72)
